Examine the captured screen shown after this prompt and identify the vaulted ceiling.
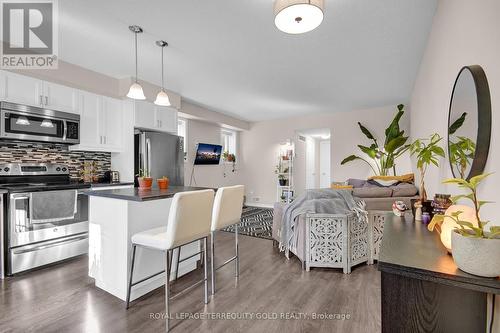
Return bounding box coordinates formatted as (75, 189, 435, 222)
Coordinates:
(59, 0, 437, 121)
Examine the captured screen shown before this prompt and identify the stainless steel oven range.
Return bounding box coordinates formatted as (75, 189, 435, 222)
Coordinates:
(0, 163, 90, 276)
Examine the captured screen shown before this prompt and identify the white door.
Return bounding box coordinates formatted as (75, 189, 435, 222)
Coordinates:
(305, 137, 317, 189)
(134, 101, 156, 129)
(156, 106, 178, 134)
(101, 97, 123, 150)
(319, 140, 331, 188)
(79, 91, 101, 147)
(0, 71, 42, 107)
(43, 81, 79, 113)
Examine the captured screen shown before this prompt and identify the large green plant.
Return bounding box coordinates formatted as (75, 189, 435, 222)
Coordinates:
(428, 173, 500, 239)
(341, 104, 410, 176)
(410, 133, 445, 202)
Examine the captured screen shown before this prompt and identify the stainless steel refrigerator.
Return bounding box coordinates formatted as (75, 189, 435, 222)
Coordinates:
(134, 131, 184, 187)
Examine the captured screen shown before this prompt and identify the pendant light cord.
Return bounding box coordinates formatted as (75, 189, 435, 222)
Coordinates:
(161, 46, 165, 91)
(134, 32, 138, 83)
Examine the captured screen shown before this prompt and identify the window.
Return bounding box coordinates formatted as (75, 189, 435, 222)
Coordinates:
(221, 129, 237, 156)
(178, 118, 187, 157)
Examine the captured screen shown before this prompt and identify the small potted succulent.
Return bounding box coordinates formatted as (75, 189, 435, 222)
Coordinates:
(136, 169, 153, 190)
(428, 173, 500, 277)
(157, 176, 169, 190)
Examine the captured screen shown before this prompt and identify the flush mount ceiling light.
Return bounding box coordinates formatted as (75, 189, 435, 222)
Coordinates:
(16, 116, 30, 126)
(40, 119, 54, 128)
(274, 0, 324, 34)
(154, 40, 171, 107)
(127, 25, 146, 100)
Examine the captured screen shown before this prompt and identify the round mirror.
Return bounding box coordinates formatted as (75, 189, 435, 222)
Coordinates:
(448, 65, 491, 180)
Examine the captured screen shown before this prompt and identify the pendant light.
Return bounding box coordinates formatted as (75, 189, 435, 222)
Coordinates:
(127, 25, 146, 100)
(274, 0, 324, 34)
(15, 116, 30, 126)
(154, 40, 171, 106)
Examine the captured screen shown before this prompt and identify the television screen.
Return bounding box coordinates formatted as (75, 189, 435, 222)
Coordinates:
(194, 143, 222, 165)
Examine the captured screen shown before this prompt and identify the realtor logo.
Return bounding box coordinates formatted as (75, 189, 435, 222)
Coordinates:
(1, 0, 58, 69)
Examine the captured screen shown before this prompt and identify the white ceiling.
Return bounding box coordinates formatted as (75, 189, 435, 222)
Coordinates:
(59, 0, 437, 122)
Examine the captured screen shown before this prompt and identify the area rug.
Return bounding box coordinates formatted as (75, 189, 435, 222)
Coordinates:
(222, 206, 274, 240)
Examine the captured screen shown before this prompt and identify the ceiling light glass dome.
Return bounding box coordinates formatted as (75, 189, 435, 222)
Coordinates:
(274, 0, 324, 34)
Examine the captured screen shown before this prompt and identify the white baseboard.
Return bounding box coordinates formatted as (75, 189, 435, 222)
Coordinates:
(245, 202, 274, 209)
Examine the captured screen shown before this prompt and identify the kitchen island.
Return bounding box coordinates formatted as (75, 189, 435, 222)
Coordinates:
(86, 186, 210, 302)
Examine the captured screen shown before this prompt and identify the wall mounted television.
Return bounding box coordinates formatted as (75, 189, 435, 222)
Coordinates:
(194, 143, 222, 165)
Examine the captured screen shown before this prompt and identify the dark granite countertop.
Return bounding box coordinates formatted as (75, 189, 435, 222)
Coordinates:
(378, 215, 500, 294)
(84, 186, 212, 202)
(89, 182, 135, 188)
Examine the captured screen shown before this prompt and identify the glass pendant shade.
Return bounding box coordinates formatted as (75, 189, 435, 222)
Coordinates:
(127, 82, 146, 100)
(40, 119, 54, 128)
(154, 90, 171, 106)
(274, 0, 324, 34)
(16, 116, 30, 126)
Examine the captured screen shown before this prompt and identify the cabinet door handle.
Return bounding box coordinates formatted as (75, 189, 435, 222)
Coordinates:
(39, 95, 43, 105)
(45, 96, 48, 105)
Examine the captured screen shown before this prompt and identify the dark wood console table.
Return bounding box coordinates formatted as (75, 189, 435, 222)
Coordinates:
(378, 215, 500, 333)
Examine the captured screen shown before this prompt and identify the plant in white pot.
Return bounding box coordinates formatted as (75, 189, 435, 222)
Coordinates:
(429, 173, 500, 277)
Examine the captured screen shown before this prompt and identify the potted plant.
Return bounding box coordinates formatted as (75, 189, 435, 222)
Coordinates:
(278, 174, 288, 186)
(341, 104, 410, 176)
(136, 169, 153, 190)
(157, 176, 169, 190)
(428, 173, 500, 277)
(409, 133, 445, 214)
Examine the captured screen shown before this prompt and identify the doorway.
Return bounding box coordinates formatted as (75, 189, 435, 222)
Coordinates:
(298, 128, 331, 189)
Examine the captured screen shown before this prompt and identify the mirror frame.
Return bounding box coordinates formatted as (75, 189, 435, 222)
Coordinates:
(447, 65, 491, 180)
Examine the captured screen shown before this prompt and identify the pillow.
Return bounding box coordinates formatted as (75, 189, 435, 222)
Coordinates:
(371, 178, 400, 187)
(392, 183, 418, 197)
(368, 173, 415, 183)
(353, 187, 393, 198)
(347, 178, 367, 188)
(331, 184, 354, 190)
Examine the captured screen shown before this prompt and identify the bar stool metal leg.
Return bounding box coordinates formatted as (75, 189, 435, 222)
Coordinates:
(174, 247, 181, 280)
(210, 231, 215, 295)
(165, 249, 171, 332)
(126, 245, 137, 309)
(203, 237, 208, 304)
(235, 224, 239, 277)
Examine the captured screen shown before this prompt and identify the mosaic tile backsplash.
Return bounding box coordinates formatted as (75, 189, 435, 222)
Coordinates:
(0, 142, 111, 180)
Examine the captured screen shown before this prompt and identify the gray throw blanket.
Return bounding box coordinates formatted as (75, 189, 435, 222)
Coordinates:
(279, 189, 367, 253)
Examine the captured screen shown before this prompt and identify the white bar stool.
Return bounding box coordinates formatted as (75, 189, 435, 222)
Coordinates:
(126, 189, 214, 332)
(210, 185, 245, 295)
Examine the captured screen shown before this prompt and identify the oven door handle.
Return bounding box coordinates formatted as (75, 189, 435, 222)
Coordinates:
(11, 233, 88, 254)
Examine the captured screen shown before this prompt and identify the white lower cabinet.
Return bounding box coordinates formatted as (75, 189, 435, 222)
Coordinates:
(70, 92, 123, 152)
(134, 101, 177, 134)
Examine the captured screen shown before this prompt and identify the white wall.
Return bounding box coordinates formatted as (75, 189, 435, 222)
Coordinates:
(184, 119, 244, 188)
(410, 0, 500, 226)
(240, 105, 412, 205)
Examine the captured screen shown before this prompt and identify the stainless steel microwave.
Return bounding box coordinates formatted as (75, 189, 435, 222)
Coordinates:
(0, 102, 80, 144)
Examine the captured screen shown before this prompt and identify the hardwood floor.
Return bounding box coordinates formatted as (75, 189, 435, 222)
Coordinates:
(0, 232, 381, 333)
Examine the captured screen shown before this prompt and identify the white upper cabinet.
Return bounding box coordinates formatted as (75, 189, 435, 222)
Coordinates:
(43, 81, 79, 114)
(155, 106, 178, 134)
(101, 97, 123, 149)
(78, 91, 101, 147)
(134, 101, 178, 134)
(71, 92, 123, 152)
(0, 70, 79, 114)
(133, 100, 156, 130)
(0, 71, 42, 106)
